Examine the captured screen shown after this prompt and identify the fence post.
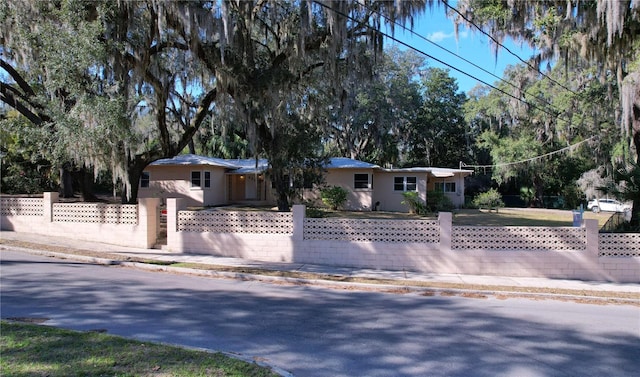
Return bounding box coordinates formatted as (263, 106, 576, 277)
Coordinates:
(438, 212, 452, 252)
(292, 204, 305, 241)
(43, 192, 59, 223)
(166, 198, 186, 251)
(583, 218, 599, 258)
(138, 198, 160, 248)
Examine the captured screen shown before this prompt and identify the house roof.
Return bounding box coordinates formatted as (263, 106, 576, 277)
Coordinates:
(151, 154, 239, 168)
(225, 158, 269, 175)
(150, 154, 472, 176)
(381, 167, 473, 177)
(325, 157, 380, 169)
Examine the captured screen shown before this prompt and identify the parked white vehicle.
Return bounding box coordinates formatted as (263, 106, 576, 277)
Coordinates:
(587, 198, 631, 213)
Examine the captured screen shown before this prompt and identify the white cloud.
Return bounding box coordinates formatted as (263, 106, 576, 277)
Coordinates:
(427, 30, 469, 42)
(427, 31, 453, 42)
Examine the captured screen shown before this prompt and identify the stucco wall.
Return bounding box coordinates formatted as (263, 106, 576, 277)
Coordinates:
(323, 168, 375, 211)
(139, 165, 227, 207)
(427, 174, 465, 208)
(373, 172, 428, 212)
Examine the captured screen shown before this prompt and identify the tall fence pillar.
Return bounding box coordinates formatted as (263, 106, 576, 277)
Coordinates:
(138, 198, 160, 248)
(43, 192, 59, 222)
(166, 198, 186, 251)
(292, 205, 305, 241)
(438, 212, 452, 252)
(584, 218, 599, 258)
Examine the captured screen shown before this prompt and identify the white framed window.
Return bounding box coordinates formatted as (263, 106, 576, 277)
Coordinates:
(354, 173, 371, 189)
(394, 176, 417, 191)
(204, 171, 211, 188)
(191, 171, 201, 188)
(435, 182, 456, 193)
(140, 171, 150, 188)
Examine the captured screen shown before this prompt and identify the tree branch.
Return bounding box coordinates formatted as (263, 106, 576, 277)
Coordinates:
(175, 88, 218, 153)
(0, 59, 35, 97)
(0, 84, 44, 125)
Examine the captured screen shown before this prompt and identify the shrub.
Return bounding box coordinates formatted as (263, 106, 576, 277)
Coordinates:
(473, 189, 505, 211)
(520, 187, 535, 206)
(320, 185, 348, 210)
(427, 190, 455, 212)
(401, 191, 428, 215)
(305, 207, 327, 218)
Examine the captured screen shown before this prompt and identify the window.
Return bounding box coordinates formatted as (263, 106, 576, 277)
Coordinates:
(140, 171, 150, 188)
(204, 171, 211, 188)
(191, 171, 201, 188)
(435, 182, 456, 193)
(354, 174, 370, 189)
(394, 176, 417, 191)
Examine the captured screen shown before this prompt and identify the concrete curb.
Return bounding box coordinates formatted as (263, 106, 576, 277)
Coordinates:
(4, 244, 638, 306)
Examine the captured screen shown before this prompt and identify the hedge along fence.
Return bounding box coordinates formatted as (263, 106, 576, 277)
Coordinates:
(1, 193, 159, 249)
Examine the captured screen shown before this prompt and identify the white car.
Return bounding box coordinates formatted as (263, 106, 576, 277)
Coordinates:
(587, 198, 631, 213)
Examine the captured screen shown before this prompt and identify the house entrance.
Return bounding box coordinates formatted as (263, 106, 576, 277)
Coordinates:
(228, 174, 266, 203)
(153, 206, 167, 249)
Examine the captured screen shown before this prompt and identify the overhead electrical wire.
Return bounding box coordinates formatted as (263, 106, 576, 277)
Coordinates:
(460, 137, 595, 170)
(312, 1, 576, 127)
(355, 0, 585, 128)
(313, 0, 595, 170)
(441, 0, 578, 95)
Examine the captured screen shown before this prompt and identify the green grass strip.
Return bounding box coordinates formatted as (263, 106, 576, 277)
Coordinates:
(0, 321, 279, 377)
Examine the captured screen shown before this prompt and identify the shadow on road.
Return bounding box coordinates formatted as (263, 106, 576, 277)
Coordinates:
(1, 252, 638, 377)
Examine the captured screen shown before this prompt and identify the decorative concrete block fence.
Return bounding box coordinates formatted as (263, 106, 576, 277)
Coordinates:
(1, 193, 159, 248)
(163, 199, 639, 283)
(1, 194, 638, 282)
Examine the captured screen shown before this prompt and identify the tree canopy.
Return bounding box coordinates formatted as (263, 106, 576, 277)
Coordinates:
(454, 0, 640, 226)
(1, 0, 432, 208)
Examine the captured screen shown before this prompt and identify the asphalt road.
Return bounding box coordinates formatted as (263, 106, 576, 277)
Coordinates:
(1, 249, 639, 377)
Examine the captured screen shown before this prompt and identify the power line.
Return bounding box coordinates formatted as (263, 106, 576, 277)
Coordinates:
(365, 3, 506, 89)
(442, 0, 578, 95)
(460, 137, 594, 170)
(313, 1, 566, 122)
(356, 0, 582, 126)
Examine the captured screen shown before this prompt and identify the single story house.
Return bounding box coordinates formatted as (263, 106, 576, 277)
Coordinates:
(138, 154, 473, 212)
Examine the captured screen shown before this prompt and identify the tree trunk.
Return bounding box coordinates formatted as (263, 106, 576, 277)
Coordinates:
(270, 167, 291, 212)
(629, 103, 640, 228)
(121, 157, 148, 204)
(59, 165, 75, 198)
(77, 169, 100, 202)
(59, 164, 101, 201)
(533, 176, 544, 208)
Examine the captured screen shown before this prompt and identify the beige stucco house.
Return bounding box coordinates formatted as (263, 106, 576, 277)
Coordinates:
(138, 154, 473, 211)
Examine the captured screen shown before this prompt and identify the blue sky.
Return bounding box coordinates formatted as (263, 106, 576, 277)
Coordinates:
(385, 6, 536, 93)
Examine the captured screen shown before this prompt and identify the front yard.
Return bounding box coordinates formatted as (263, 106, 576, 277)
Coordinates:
(349, 208, 611, 227)
(215, 205, 613, 228)
(451, 208, 612, 227)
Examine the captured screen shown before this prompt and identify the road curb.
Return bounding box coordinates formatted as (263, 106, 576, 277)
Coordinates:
(3, 244, 638, 306)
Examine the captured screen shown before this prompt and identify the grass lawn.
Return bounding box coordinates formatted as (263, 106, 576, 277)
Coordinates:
(179, 203, 619, 228)
(452, 208, 612, 227)
(0, 321, 279, 377)
(305, 207, 613, 228)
